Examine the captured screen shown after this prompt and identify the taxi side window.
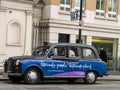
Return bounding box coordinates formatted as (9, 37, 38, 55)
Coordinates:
(82, 48, 96, 59)
(67, 46, 81, 58)
(50, 46, 66, 56)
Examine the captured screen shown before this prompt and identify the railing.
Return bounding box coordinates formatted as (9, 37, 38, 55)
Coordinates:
(107, 57, 120, 71)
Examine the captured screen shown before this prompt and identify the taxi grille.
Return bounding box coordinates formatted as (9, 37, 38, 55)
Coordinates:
(4, 58, 22, 73)
(4, 58, 15, 73)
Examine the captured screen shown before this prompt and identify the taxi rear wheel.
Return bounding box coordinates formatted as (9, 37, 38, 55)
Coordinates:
(83, 71, 97, 84)
(24, 67, 40, 84)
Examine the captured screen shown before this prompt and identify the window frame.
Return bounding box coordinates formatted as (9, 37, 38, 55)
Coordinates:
(60, 0, 71, 11)
(95, 0, 106, 18)
(107, 0, 118, 19)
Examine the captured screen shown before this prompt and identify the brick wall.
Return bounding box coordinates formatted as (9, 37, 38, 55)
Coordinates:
(118, 0, 120, 14)
(44, 0, 60, 6)
(86, 0, 96, 11)
(43, 0, 120, 14)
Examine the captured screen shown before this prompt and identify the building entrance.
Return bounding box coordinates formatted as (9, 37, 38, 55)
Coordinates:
(92, 37, 118, 71)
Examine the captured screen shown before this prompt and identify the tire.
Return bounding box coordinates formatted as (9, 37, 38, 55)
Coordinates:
(8, 75, 22, 83)
(83, 71, 97, 84)
(24, 67, 40, 84)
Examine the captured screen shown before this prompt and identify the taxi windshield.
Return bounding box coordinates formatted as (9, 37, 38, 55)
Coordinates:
(32, 46, 50, 56)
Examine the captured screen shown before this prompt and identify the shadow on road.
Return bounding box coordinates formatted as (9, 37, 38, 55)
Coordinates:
(2, 79, 98, 85)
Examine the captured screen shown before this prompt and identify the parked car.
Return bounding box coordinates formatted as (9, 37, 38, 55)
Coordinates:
(3, 43, 107, 84)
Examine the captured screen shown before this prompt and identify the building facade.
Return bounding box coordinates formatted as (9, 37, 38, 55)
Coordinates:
(0, 0, 43, 64)
(0, 0, 120, 70)
(41, 0, 120, 65)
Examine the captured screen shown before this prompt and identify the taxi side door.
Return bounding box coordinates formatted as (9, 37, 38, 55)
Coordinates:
(67, 46, 85, 77)
(46, 45, 69, 77)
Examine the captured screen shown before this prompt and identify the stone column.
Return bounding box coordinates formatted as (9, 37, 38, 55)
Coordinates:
(70, 34, 76, 43)
(117, 38, 120, 58)
(86, 35, 92, 45)
(24, 11, 32, 55)
(117, 38, 120, 70)
(0, 7, 7, 61)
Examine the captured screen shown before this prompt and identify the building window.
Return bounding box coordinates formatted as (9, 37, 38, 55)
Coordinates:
(108, 0, 117, 19)
(75, 0, 85, 13)
(96, 0, 105, 17)
(58, 33, 70, 43)
(60, 0, 71, 11)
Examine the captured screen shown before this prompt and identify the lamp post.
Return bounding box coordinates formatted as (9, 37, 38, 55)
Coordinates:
(78, 0, 83, 43)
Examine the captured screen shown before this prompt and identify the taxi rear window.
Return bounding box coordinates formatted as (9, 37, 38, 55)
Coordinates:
(82, 48, 96, 59)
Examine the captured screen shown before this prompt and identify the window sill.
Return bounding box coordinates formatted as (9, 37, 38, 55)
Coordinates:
(95, 16, 118, 22)
(94, 16, 106, 20)
(58, 10, 70, 15)
(58, 10, 86, 17)
(6, 44, 22, 47)
(106, 18, 118, 22)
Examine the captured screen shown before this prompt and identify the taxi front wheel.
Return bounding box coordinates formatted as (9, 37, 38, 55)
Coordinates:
(83, 71, 97, 84)
(24, 67, 40, 84)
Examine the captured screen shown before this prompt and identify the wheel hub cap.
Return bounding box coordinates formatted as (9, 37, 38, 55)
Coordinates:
(87, 72, 95, 82)
(28, 71, 37, 81)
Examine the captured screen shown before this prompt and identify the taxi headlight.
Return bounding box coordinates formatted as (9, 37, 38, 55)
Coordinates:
(15, 60, 20, 66)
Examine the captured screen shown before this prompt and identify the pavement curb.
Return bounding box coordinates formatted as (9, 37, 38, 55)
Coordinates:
(98, 75, 120, 81)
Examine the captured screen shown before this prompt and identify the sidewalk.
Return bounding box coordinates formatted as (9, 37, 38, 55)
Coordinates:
(98, 75, 120, 81)
(98, 71, 120, 81)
